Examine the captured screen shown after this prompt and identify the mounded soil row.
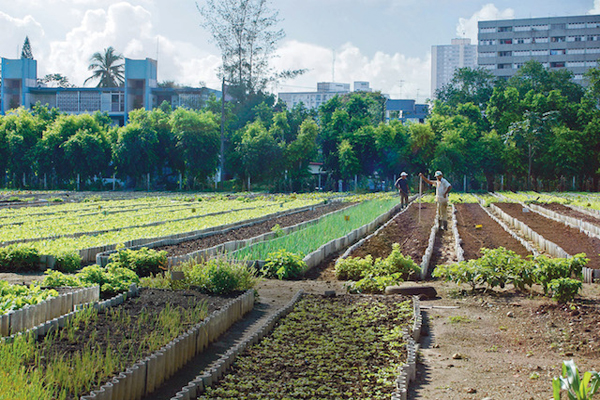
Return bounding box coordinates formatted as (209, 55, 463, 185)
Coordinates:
(455, 203, 531, 260)
(349, 202, 436, 263)
(541, 203, 600, 226)
(494, 202, 600, 269)
(153, 202, 354, 257)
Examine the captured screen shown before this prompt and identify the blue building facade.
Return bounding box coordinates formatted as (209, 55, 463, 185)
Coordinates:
(385, 99, 429, 123)
(0, 57, 221, 125)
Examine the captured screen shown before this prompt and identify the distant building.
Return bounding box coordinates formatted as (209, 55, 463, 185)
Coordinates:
(431, 38, 478, 99)
(0, 57, 221, 125)
(278, 81, 369, 110)
(477, 14, 600, 82)
(385, 99, 429, 124)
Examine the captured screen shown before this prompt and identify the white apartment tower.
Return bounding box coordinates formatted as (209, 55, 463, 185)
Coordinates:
(431, 38, 478, 99)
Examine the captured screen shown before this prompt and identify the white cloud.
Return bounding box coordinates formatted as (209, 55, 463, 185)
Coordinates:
(588, 0, 600, 14)
(456, 3, 515, 42)
(272, 40, 431, 102)
(0, 11, 45, 58)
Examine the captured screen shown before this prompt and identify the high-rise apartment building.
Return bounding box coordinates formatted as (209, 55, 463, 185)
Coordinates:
(431, 38, 478, 99)
(478, 14, 600, 82)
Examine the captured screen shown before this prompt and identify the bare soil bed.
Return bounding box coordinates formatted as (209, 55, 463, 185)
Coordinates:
(541, 203, 600, 226)
(350, 203, 436, 263)
(153, 202, 353, 257)
(455, 203, 531, 260)
(494, 202, 600, 269)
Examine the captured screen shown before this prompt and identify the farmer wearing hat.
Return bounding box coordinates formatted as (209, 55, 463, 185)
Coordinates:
(394, 172, 410, 208)
(419, 171, 452, 230)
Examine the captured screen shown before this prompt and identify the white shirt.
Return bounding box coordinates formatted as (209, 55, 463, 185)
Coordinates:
(433, 177, 451, 201)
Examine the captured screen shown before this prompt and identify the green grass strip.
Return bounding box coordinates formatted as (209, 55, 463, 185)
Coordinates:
(234, 198, 398, 260)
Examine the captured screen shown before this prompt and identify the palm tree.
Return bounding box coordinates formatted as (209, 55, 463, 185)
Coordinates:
(84, 47, 125, 87)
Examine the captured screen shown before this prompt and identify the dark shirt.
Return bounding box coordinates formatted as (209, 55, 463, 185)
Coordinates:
(395, 178, 409, 193)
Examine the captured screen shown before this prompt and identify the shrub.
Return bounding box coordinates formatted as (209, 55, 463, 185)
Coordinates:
(53, 251, 82, 273)
(108, 247, 167, 277)
(262, 250, 307, 280)
(184, 257, 257, 295)
(380, 243, 420, 278)
(335, 256, 373, 281)
(0, 245, 40, 272)
(349, 273, 404, 294)
(549, 278, 582, 304)
(532, 254, 587, 295)
(41, 270, 82, 288)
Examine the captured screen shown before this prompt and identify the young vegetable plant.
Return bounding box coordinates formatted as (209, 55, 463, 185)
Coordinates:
(553, 360, 600, 400)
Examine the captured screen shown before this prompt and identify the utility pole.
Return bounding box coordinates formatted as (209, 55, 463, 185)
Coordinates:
(220, 77, 226, 184)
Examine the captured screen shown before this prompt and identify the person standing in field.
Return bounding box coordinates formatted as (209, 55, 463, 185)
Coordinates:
(394, 172, 410, 208)
(419, 171, 452, 230)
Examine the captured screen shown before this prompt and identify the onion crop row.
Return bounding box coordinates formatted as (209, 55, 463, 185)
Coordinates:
(233, 197, 399, 260)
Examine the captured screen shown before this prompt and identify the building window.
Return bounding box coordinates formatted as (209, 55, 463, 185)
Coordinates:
(498, 26, 513, 32)
(478, 52, 495, 58)
(587, 48, 600, 53)
(550, 49, 566, 55)
(514, 50, 531, 56)
(550, 62, 565, 68)
(567, 48, 585, 55)
(514, 63, 525, 69)
(80, 92, 101, 112)
(499, 39, 513, 45)
(551, 23, 566, 29)
(532, 37, 548, 44)
(551, 36, 566, 43)
(574, 74, 584, 80)
(532, 49, 549, 56)
(566, 61, 585, 67)
(587, 60, 599, 67)
(567, 35, 585, 42)
(514, 25, 531, 32)
(516, 38, 532, 44)
(532, 24, 549, 31)
(498, 51, 512, 57)
(497, 63, 512, 69)
(588, 22, 600, 28)
(568, 22, 586, 29)
(588, 35, 600, 41)
(479, 39, 496, 46)
(481, 64, 495, 70)
(479, 27, 497, 33)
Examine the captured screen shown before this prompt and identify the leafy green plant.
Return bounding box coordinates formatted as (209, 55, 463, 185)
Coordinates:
(0, 280, 59, 314)
(53, 251, 82, 273)
(108, 247, 167, 277)
(549, 278, 582, 304)
(262, 249, 307, 280)
(553, 360, 600, 399)
(335, 256, 373, 281)
(0, 245, 40, 272)
(533, 254, 587, 295)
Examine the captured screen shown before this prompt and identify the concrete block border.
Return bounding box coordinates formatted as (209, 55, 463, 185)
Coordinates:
(0, 285, 100, 338)
(451, 204, 464, 263)
(420, 208, 440, 280)
(474, 196, 539, 256)
(80, 289, 255, 400)
(171, 292, 422, 400)
(488, 202, 570, 259)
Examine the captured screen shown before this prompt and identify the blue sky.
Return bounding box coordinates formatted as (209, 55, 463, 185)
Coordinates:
(0, 0, 598, 101)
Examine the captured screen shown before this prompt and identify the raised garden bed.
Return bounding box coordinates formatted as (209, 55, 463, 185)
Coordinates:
(494, 202, 600, 269)
(349, 203, 436, 265)
(540, 203, 600, 226)
(455, 203, 531, 260)
(153, 201, 353, 258)
(0, 288, 248, 400)
(196, 294, 416, 400)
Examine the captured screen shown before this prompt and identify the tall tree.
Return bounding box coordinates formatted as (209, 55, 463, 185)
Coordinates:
(197, 0, 302, 97)
(84, 47, 125, 88)
(20, 36, 33, 59)
(38, 74, 74, 88)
